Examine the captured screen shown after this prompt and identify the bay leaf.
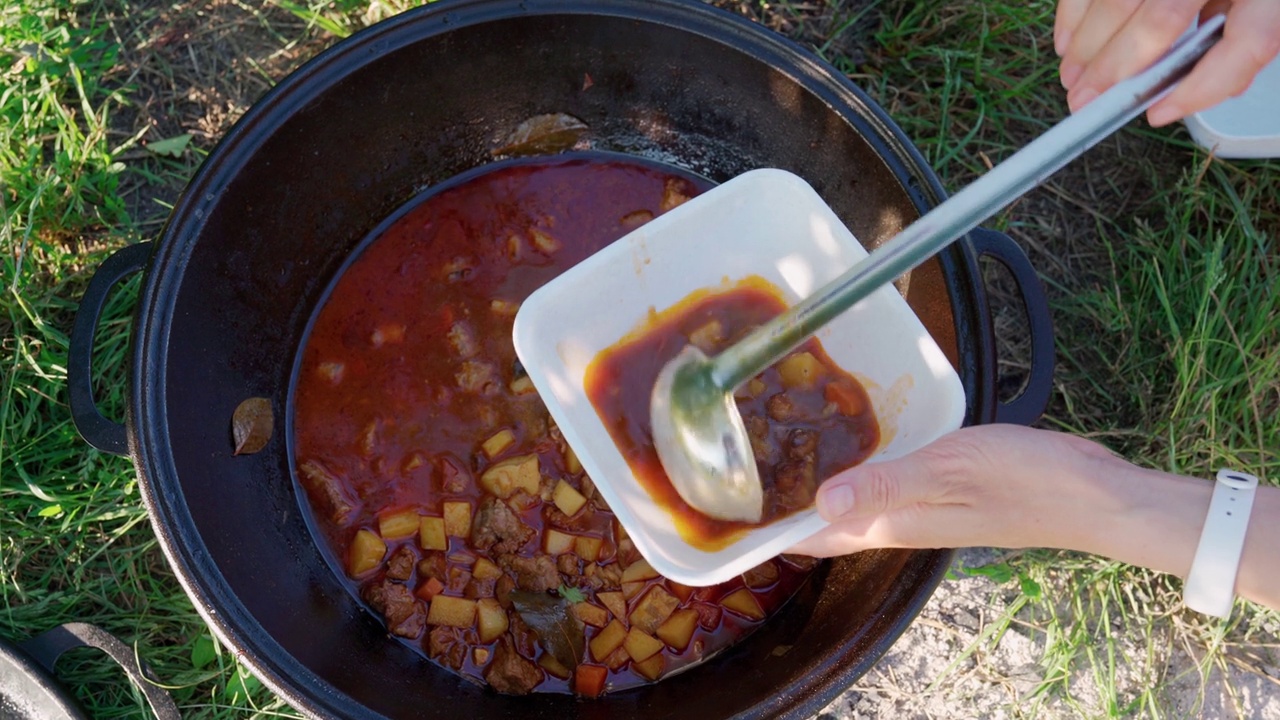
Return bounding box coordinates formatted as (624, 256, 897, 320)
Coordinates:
(232, 397, 273, 455)
(492, 113, 588, 157)
(509, 590, 585, 671)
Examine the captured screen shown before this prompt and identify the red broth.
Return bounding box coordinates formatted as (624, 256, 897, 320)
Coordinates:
(292, 156, 820, 696)
(585, 277, 879, 551)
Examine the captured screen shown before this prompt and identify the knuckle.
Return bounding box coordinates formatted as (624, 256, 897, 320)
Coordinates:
(853, 465, 900, 515)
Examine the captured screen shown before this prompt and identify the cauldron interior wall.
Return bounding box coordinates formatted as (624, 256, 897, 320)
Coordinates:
(146, 4, 968, 718)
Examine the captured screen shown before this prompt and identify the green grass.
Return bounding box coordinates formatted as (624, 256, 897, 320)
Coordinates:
(2, 0, 1277, 717)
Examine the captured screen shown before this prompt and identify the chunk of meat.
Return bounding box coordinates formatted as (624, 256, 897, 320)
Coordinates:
(386, 545, 417, 581)
(509, 611, 538, 657)
(780, 554, 822, 571)
(361, 581, 388, 615)
(446, 567, 472, 595)
(583, 562, 623, 591)
(428, 626, 468, 671)
(766, 393, 795, 422)
(455, 359, 500, 395)
(543, 502, 594, 533)
(297, 460, 358, 525)
(496, 575, 516, 608)
(436, 454, 472, 494)
(418, 551, 447, 583)
(742, 560, 780, 589)
(485, 636, 543, 695)
(471, 497, 536, 554)
(774, 457, 816, 510)
(465, 576, 496, 599)
(500, 554, 561, 592)
(557, 553, 581, 576)
(447, 321, 480, 359)
(380, 582, 426, 638)
(785, 429, 818, 461)
(745, 415, 777, 465)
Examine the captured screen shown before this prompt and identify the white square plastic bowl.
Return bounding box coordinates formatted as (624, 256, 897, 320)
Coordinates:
(513, 168, 965, 586)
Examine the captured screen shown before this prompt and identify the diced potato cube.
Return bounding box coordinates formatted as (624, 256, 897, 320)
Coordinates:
(348, 529, 386, 577)
(777, 351, 824, 389)
(589, 619, 627, 661)
(667, 581, 693, 602)
(545, 529, 576, 556)
(575, 664, 608, 698)
(443, 501, 472, 538)
(419, 516, 447, 551)
(573, 602, 609, 628)
(688, 320, 724, 353)
(415, 576, 445, 601)
(480, 454, 540, 498)
(427, 595, 476, 628)
(539, 652, 571, 679)
(602, 645, 630, 670)
(632, 653, 664, 681)
(476, 597, 508, 642)
(656, 608, 699, 651)
(552, 480, 588, 517)
(824, 379, 867, 417)
(597, 591, 627, 621)
(474, 647, 491, 665)
(621, 558, 658, 584)
(629, 586, 679, 634)
(530, 228, 562, 253)
(491, 298, 521, 316)
(623, 628, 663, 662)
(615, 519, 629, 542)
(565, 447, 582, 475)
(575, 536, 603, 563)
(481, 429, 516, 459)
(378, 508, 421, 540)
(621, 581, 646, 601)
(509, 375, 536, 395)
(473, 557, 503, 581)
(720, 588, 765, 620)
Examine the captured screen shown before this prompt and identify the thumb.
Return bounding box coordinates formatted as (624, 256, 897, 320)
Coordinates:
(814, 451, 939, 523)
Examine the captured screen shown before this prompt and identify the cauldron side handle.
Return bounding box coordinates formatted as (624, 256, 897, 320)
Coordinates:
(67, 241, 152, 455)
(20, 623, 180, 720)
(966, 228, 1056, 426)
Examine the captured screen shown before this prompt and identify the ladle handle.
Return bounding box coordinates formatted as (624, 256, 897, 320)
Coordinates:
(710, 17, 1224, 391)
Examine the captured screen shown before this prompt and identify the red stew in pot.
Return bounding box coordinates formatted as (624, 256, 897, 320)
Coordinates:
(293, 156, 824, 697)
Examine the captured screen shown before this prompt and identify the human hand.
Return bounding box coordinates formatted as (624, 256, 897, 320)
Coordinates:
(1054, 0, 1280, 126)
(789, 424, 1124, 557)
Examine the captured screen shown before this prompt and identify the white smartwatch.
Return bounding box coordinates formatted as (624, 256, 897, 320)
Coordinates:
(1184, 469, 1259, 618)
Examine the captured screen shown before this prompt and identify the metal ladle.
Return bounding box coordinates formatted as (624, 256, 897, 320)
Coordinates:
(650, 18, 1224, 523)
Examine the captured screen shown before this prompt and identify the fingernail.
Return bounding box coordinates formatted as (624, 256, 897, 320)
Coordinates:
(1054, 29, 1071, 56)
(818, 484, 854, 520)
(1147, 104, 1181, 127)
(1069, 87, 1098, 112)
(1059, 61, 1083, 90)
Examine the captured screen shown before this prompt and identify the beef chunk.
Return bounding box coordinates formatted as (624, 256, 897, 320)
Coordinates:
(745, 415, 777, 465)
(785, 429, 818, 461)
(362, 581, 388, 615)
(774, 458, 816, 510)
(780, 553, 821, 571)
(456, 359, 500, 395)
(485, 636, 542, 695)
(583, 562, 622, 591)
(557, 554, 580, 576)
(472, 497, 536, 554)
(543, 502, 594, 532)
(496, 574, 516, 608)
(465, 576, 496, 599)
(418, 551, 447, 582)
(766, 393, 795, 422)
(380, 582, 425, 638)
(508, 612, 538, 657)
(428, 626, 467, 671)
(436, 454, 472, 494)
(742, 560, 779, 589)
(446, 567, 472, 595)
(386, 545, 417, 581)
(500, 554, 561, 592)
(297, 460, 358, 525)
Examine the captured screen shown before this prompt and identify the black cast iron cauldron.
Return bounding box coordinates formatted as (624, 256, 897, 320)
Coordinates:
(67, 1, 1055, 718)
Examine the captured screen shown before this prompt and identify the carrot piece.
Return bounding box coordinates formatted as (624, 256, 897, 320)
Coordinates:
(574, 664, 608, 698)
